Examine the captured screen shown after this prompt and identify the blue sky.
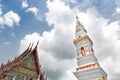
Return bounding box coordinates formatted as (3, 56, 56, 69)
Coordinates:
(0, 0, 50, 61)
(0, 0, 120, 80)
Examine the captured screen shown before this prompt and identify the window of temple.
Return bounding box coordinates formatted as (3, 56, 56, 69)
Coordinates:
(81, 47, 86, 56)
(30, 78, 33, 80)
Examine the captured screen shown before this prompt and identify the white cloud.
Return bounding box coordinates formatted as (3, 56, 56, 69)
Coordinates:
(46, 0, 74, 27)
(19, 0, 120, 80)
(21, 1, 42, 21)
(116, 6, 120, 13)
(4, 41, 11, 45)
(115, 0, 120, 15)
(22, 0, 29, 8)
(61, 0, 77, 4)
(3, 11, 21, 27)
(0, 8, 2, 15)
(25, 7, 38, 16)
(0, 4, 3, 15)
(0, 9, 21, 28)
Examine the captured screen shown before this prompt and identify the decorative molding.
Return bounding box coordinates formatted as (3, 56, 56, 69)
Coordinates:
(73, 35, 93, 45)
(11, 67, 38, 77)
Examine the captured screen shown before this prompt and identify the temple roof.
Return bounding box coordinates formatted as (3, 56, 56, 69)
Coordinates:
(0, 41, 44, 79)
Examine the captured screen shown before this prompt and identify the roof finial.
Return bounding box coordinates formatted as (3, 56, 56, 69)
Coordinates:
(36, 40, 39, 47)
(75, 11, 81, 26)
(75, 11, 78, 19)
(34, 40, 39, 49)
(29, 43, 34, 50)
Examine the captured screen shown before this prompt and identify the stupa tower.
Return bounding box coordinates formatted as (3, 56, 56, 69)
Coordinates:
(73, 15, 107, 80)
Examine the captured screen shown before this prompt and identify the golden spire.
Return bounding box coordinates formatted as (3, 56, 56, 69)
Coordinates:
(75, 12, 87, 33)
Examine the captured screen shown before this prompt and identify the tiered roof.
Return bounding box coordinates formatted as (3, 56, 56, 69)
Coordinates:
(0, 42, 45, 80)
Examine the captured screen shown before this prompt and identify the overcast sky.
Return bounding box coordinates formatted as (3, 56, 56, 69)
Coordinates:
(0, 0, 120, 80)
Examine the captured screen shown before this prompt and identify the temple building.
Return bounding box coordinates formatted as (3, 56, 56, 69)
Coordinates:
(73, 15, 107, 80)
(0, 42, 46, 80)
